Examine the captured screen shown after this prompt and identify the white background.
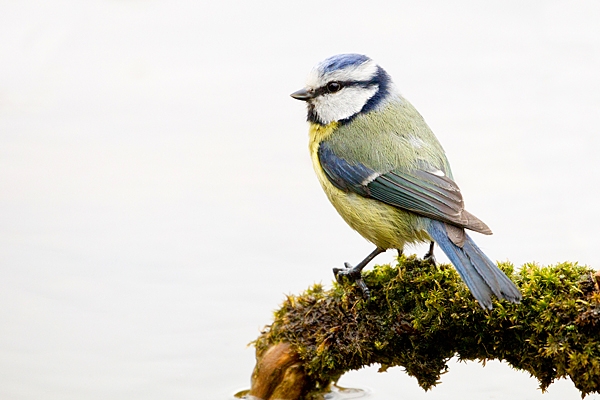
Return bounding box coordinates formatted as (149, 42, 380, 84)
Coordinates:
(1, 1, 599, 399)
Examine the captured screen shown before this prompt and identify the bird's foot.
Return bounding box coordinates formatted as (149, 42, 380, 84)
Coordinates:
(332, 247, 384, 300)
(423, 252, 436, 265)
(333, 263, 370, 299)
(423, 242, 436, 265)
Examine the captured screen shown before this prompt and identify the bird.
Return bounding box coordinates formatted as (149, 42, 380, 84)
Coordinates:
(290, 53, 521, 309)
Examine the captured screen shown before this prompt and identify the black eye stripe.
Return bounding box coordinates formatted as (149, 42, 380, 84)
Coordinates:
(313, 80, 374, 97)
(306, 66, 390, 125)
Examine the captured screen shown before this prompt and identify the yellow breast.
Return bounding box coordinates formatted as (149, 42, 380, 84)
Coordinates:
(308, 123, 430, 250)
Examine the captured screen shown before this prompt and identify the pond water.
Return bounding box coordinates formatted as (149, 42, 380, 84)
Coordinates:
(1, 1, 600, 399)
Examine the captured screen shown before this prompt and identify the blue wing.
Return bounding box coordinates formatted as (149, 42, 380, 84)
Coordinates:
(318, 142, 491, 235)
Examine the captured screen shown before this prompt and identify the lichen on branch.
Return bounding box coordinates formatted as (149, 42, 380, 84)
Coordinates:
(250, 257, 600, 400)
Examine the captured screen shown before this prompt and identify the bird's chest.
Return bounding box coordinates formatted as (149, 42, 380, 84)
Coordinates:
(308, 123, 352, 204)
(308, 123, 429, 249)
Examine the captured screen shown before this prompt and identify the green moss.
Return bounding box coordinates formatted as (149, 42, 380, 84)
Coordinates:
(254, 257, 600, 398)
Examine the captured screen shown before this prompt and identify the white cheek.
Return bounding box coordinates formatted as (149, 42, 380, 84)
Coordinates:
(313, 86, 378, 124)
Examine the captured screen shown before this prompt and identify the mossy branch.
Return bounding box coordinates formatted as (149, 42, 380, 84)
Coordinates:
(248, 257, 600, 400)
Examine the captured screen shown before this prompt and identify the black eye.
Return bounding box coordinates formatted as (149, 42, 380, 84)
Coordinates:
(326, 81, 343, 93)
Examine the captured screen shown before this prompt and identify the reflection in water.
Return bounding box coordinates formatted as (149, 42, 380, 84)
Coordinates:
(326, 384, 371, 399)
(232, 384, 371, 399)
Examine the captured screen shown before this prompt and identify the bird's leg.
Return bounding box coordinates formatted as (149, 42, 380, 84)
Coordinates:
(397, 248, 404, 258)
(423, 241, 436, 265)
(333, 247, 385, 299)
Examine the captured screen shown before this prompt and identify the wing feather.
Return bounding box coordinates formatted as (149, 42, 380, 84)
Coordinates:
(318, 142, 491, 235)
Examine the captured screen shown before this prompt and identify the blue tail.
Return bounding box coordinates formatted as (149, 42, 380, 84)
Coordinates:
(427, 220, 522, 309)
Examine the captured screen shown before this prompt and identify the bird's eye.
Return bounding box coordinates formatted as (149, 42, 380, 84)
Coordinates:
(326, 81, 343, 93)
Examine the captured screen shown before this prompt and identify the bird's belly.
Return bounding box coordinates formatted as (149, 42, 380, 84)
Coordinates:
(326, 187, 430, 249)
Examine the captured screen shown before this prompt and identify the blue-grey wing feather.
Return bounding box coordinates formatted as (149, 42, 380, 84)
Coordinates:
(318, 142, 491, 235)
(319, 142, 372, 196)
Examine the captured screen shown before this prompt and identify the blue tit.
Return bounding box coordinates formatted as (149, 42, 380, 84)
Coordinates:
(291, 53, 521, 309)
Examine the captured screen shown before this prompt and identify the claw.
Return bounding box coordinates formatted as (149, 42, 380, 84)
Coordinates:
(423, 241, 436, 265)
(332, 247, 384, 300)
(333, 264, 370, 299)
(332, 267, 344, 283)
(354, 277, 371, 299)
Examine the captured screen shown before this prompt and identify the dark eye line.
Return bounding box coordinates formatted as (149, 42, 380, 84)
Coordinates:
(313, 80, 372, 97)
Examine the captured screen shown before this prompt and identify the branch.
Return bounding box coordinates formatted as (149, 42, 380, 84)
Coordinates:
(248, 257, 600, 400)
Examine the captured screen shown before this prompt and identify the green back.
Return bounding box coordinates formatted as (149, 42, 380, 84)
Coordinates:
(326, 96, 453, 178)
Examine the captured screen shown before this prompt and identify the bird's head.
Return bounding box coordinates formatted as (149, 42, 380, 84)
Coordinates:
(291, 54, 393, 125)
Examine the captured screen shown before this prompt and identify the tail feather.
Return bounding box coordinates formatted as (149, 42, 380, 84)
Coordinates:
(427, 220, 522, 309)
(462, 236, 522, 302)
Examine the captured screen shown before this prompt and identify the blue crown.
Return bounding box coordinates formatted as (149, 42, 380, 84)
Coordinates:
(319, 54, 371, 74)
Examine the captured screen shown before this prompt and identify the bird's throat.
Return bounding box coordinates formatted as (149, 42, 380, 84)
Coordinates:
(308, 121, 338, 154)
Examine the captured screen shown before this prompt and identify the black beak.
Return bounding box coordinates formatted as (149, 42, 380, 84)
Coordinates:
(290, 88, 314, 101)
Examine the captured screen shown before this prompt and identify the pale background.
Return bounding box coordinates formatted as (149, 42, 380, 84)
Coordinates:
(1, 1, 599, 399)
